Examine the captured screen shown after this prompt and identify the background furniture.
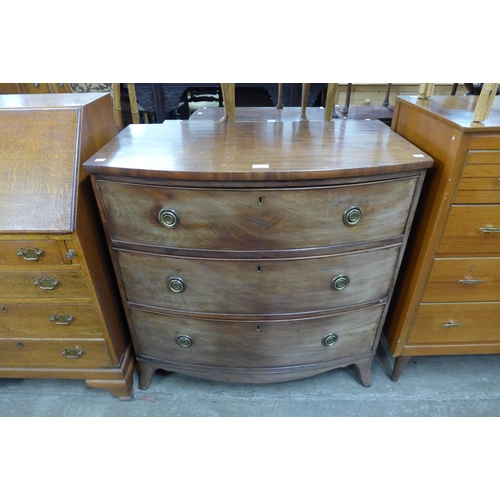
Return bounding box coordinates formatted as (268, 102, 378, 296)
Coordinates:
(85, 119, 431, 389)
(385, 95, 500, 380)
(0, 93, 134, 399)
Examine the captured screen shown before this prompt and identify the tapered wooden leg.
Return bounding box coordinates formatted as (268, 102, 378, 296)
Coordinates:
(353, 356, 373, 387)
(138, 360, 157, 390)
(391, 356, 411, 382)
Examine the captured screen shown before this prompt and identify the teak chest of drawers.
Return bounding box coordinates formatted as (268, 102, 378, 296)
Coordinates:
(84, 119, 432, 389)
(385, 95, 500, 380)
(0, 93, 133, 399)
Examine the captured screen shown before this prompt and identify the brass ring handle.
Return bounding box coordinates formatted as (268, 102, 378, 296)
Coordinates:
(331, 275, 349, 291)
(458, 278, 483, 285)
(34, 277, 59, 290)
(17, 247, 44, 261)
(168, 277, 186, 293)
(479, 227, 500, 233)
(442, 321, 464, 328)
(62, 347, 84, 359)
(177, 335, 193, 348)
(343, 206, 363, 226)
(50, 313, 74, 325)
(323, 333, 339, 347)
(158, 208, 180, 228)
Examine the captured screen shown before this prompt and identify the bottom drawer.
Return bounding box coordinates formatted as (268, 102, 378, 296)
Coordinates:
(407, 302, 500, 345)
(0, 338, 113, 368)
(130, 305, 384, 368)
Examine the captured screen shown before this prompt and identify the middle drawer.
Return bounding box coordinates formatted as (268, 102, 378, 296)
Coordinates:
(117, 245, 400, 315)
(0, 303, 102, 336)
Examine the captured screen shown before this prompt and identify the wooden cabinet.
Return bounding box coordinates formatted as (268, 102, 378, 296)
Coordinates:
(84, 120, 431, 389)
(385, 95, 500, 380)
(0, 93, 134, 399)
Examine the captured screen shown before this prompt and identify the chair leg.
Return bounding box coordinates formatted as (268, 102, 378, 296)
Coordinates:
(300, 83, 310, 121)
(127, 83, 141, 124)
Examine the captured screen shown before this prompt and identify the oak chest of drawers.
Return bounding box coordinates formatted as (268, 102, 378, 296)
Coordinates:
(0, 93, 134, 399)
(84, 119, 432, 389)
(385, 95, 500, 380)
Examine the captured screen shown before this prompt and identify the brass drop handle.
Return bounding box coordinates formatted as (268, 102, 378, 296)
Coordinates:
(168, 277, 186, 293)
(62, 347, 84, 358)
(331, 275, 349, 291)
(442, 321, 464, 328)
(17, 247, 44, 261)
(177, 335, 193, 348)
(158, 208, 180, 228)
(50, 313, 74, 325)
(343, 206, 363, 226)
(323, 333, 339, 346)
(458, 278, 483, 285)
(479, 227, 500, 233)
(34, 277, 59, 290)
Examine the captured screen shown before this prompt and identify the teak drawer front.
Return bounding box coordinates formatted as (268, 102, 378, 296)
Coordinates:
(422, 258, 500, 302)
(0, 240, 65, 265)
(0, 338, 113, 368)
(99, 177, 417, 250)
(0, 269, 90, 299)
(455, 151, 500, 204)
(0, 303, 102, 336)
(407, 303, 500, 345)
(131, 304, 384, 368)
(117, 246, 400, 314)
(438, 205, 500, 255)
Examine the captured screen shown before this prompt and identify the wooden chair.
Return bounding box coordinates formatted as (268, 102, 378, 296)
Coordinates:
(191, 83, 339, 122)
(334, 83, 394, 123)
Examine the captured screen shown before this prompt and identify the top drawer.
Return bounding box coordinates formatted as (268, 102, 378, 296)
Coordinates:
(97, 177, 418, 251)
(0, 240, 65, 266)
(455, 151, 500, 204)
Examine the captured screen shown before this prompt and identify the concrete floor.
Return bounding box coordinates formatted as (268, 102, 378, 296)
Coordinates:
(1, 336, 499, 417)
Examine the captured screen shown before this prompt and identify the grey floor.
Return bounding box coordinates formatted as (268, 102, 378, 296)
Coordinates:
(1, 336, 499, 417)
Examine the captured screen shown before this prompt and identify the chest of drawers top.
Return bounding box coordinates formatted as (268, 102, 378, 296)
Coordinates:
(0, 93, 112, 233)
(83, 120, 432, 182)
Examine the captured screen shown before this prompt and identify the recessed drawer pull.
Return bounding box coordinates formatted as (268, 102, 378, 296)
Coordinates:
(442, 321, 464, 328)
(50, 313, 74, 325)
(177, 335, 193, 348)
(479, 227, 500, 233)
(61, 347, 84, 359)
(323, 333, 339, 346)
(458, 278, 483, 285)
(343, 206, 363, 226)
(34, 277, 59, 290)
(158, 208, 180, 228)
(17, 247, 44, 261)
(168, 277, 186, 293)
(331, 275, 349, 291)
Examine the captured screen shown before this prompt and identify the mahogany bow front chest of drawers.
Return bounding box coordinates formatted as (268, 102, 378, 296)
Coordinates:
(385, 95, 500, 380)
(0, 93, 133, 399)
(84, 119, 432, 389)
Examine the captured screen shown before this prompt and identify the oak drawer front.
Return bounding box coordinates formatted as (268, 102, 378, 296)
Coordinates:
(408, 303, 500, 345)
(0, 303, 102, 336)
(99, 177, 417, 250)
(422, 258, 500, 302)
(117, 246, 400, 314)
(0, 269, 90, 298)
(131, 304, 384, 368)
(0, 240, 65, 265)
(437, 205, 500, 255)
(455, 151, 500, 204)
(0, 338, 113, 368)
